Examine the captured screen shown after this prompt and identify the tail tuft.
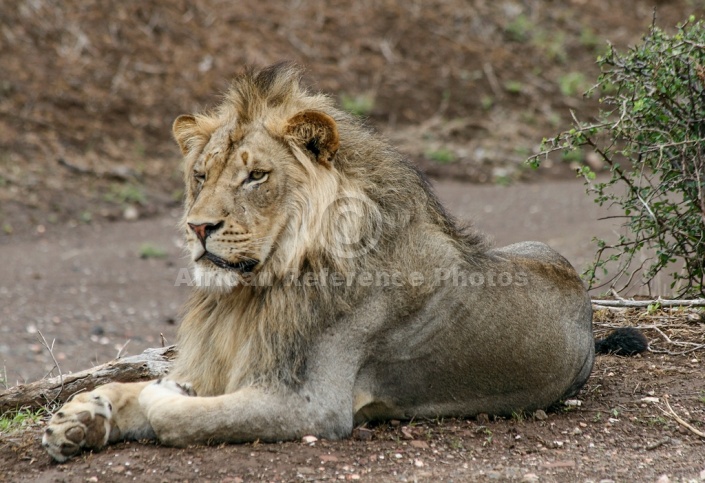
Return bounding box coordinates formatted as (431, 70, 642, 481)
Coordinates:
(595, 327, 648, 356)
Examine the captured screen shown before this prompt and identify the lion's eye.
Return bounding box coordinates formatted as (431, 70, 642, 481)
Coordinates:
(248, 170, 268, 183)
(194, 171, 206, 183)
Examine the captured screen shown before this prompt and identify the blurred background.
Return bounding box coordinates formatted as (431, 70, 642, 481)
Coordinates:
(2, 0, 703, 235)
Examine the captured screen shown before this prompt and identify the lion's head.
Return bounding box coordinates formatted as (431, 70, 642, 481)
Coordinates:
(172, 64, 382, 291)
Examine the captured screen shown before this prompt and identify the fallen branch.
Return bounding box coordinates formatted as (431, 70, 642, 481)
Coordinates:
(0, 346, 176, 415)
(592, 298, 705, 308)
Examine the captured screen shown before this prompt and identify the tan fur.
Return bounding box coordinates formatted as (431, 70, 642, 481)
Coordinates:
(44, 63, 596, 461)
(170, 65, 410, 393)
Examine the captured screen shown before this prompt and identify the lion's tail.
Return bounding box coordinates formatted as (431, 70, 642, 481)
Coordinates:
(595, 327, 648, 356)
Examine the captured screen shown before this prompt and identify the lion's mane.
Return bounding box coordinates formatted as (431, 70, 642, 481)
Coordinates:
(170, 63, 488, 396)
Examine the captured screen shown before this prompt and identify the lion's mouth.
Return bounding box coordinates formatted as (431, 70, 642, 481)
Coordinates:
(200, 252, 259, 273)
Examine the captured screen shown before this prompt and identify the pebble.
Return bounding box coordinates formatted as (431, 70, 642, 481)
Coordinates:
(410, 440, 429, 449)
(534, 409, 548, 421)
(302, 435, 318, 444)
(564, 399, 582, 407)
(522, 474, 539, 482)
(123, 206, 139, 221)
(401, 426, 414, 439)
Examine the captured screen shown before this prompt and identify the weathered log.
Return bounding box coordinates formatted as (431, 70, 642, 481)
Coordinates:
(0, 346, 176, 415)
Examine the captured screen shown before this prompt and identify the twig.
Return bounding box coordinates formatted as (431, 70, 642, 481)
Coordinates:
(609, 289, 629, 303)
(644, 437, 670, 450)
(659, 395, 705, 438)
(649, 327, 703, 349)
(649, 344, 705, 356)
(651, 326, 676, 345)
(36, 330, 64, 406)
(595, 323, 699, 330)
(641, 326, 705, 355)
(160, 333, 167, 348)
(482, 62, 503, 100)
(592, 298, 705, 308)
(628, 325, 705, 356)
(116, 339, 131, 359)
(57, 157, 93, 176)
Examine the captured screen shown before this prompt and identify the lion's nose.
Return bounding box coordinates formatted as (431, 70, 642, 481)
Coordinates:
(188, 221, 223, 244)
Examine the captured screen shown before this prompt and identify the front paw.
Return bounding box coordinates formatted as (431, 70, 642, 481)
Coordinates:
(42, 393, 116, 462)
(139, 379, 196, 408)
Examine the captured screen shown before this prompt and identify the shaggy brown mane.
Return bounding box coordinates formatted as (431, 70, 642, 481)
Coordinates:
(170, 63, 488, 396)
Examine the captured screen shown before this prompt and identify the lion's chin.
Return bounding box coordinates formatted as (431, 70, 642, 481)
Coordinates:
(192, 265, 245, 293)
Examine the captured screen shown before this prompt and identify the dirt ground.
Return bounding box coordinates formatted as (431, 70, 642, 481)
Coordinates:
(2, 0, 705, 481)
(2, 351, 705, 482)
(1, 181, 705, 482)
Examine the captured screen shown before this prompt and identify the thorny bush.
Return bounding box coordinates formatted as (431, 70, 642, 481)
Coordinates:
(530, 16, 705, 298)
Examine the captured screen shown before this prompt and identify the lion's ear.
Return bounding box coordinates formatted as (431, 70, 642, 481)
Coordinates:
(285, 110, 339, 167)
(173, 115, 207, 156)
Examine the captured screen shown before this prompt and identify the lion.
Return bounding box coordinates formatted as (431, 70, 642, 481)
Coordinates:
(42, 63, 646, 462)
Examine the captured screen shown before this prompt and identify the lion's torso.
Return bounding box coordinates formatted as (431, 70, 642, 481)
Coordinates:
(171, 64, 594, 424)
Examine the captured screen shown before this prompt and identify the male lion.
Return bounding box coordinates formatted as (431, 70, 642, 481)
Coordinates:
(43, 63, 646, 462)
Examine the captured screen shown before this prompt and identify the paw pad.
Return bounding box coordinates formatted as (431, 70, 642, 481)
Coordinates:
(65, 427, 85, 444)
